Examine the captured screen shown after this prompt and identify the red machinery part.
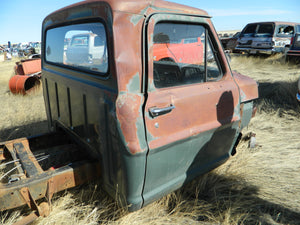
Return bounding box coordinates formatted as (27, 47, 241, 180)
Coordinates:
(9, 75, 40, 95)
(14, 59, 41, 75)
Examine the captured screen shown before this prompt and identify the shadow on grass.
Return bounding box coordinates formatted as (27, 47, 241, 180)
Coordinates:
(1, 168, 299, 224)
(167, 172, 300, 224)
(0, 120, 48, 142)
(40, 171, 300, 224)
(257, 80, 299, 114)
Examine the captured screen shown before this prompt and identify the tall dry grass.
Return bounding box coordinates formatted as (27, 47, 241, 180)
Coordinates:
(1, 54, 300, 224)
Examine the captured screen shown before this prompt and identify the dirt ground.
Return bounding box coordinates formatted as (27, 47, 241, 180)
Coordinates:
(0, 54, 300, 224)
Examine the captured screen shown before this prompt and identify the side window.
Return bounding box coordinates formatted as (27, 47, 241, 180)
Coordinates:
(94, 36, 104, 47)
(206, 39, 222, 81)
(242, 24, 257, 37)
(45, 22, 108, 74)
(152, 22, 222, 88)
(276, 25, 294, 37)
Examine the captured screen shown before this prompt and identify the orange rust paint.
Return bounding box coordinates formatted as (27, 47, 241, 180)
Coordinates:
(15, 59, 41, 75)
(15, 140, 44, 176)
(80, 0, 209, 18)
(153, 37, 204, 64)
(252, 106, 257, 118)
(113, 11, 144, 93)
(0, 161, 101, 211)
(116, 93, 146, 154)
(9, 59, 41, 95)
(143, 13, 244, 150)
(232, 71, 259, 102)
(9, 75, 40, 95)
(145, 80, 240, 150)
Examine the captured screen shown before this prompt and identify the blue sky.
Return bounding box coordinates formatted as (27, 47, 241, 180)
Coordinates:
(0, 0, 299, 44)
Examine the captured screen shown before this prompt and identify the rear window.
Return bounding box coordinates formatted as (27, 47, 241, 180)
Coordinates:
(45, 22, 108, 74)
(257, 24, 274, 37)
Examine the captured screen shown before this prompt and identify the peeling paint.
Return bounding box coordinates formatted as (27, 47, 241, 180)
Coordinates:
(126, 73, 141, 93)
(116, 92, 147, 154)
(232, 71, 259, 102)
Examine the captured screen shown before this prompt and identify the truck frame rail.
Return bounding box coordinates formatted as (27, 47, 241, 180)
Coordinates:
(0, 131, 101, 224)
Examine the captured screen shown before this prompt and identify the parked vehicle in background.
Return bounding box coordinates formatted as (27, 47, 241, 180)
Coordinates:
(153, 36, 204, 64)
(236, 22, 300, 55)
(65, 33, 107, 72)
(30, 42, 41, 54)
(221, 32, 240, 52)
(285, 29, 300, 63)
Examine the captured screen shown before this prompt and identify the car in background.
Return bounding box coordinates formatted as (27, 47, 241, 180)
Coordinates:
(235, 21, 300, 55)
(153, 36, 204, 64)
(220, 32, 240, 52)
(65, 32, 107, 72)
(285, 30, 300, 63)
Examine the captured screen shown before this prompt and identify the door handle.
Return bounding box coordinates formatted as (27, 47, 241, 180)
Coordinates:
(149, 104, 175, 117)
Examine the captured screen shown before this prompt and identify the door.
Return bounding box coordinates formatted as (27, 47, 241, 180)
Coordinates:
(142, 14, 241, 206)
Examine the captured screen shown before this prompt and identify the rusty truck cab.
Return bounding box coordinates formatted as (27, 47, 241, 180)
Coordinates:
(42, 0, 258, 210)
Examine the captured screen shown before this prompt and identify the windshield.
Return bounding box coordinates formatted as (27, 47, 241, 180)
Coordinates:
(256, 24, 274, 37)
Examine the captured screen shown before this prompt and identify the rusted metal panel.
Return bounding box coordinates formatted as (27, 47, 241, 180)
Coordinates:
(232, 71, 259, 103)
(116, 93, 147, 154)
(144, 13, 240, 149)
(144, 82, 240, 150)
(12, 141, 44, 177)
(9, 59, 41, 95)
(8, 75, 40, 95)
(0, 131, 101, 214)
(16, 59, 41, 75)
(0, 160, 101, 211)
(55, 0, 209, 19)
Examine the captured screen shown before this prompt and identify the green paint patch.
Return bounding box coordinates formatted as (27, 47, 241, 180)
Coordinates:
(126, 73, 140, 93)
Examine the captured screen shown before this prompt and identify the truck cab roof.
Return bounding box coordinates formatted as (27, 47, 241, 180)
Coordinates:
(46, 0, 209, 19)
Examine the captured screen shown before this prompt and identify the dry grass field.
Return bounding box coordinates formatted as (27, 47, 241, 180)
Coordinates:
(0, 54, 300, 224)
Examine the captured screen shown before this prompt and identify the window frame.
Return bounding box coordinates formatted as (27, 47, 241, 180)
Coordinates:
(148, 18, 224, 89)
(241, 24, 257, 37)
(256, 24, 274, 37)
(44, 19, 110, 77)
(275, 24, 295, 37)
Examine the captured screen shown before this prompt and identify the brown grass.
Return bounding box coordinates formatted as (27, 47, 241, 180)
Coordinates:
(1, 54, 300, 224)
(0, 59, 48, 141)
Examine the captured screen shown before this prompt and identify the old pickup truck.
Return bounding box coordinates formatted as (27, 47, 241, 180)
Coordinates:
(235, 21, 300, 55)
(0, 0, 258, 222)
